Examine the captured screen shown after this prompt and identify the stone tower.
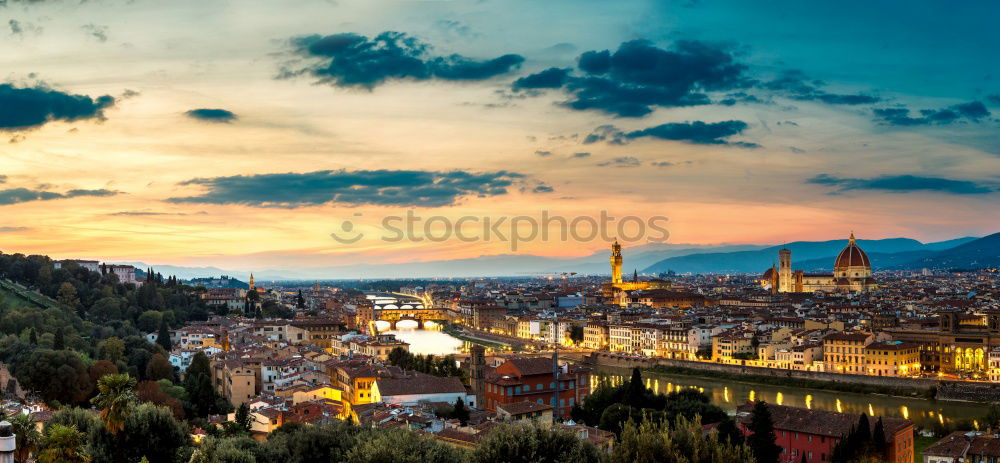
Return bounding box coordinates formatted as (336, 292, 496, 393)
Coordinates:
(610, 240, 623, 284)
(470, 345, 486, 409)
(778, 248, 792, 293)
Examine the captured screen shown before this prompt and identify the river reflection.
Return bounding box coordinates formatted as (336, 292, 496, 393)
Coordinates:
(385, 326, 466, 356)
(595, 367, 984, 430)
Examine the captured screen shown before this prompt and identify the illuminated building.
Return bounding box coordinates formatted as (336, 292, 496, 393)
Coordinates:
(761, 233, 878, 293)
(822, 332, 874, 374)
(864, 341, 921, 377)
(886, 310, 1000, 376)
(600, 240, 674, 306)
(483, 357, 591, 419)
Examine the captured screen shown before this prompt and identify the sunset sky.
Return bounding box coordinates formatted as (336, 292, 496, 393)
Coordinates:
(1, 0, 998, 273)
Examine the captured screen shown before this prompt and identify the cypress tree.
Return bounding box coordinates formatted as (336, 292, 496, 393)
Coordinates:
(747, 401, 782, 463)
(872, 417, 887, 456)
(157, 320, 172, 351)
(626, 367, 645, 404)
(53, 327, 65, 350)
(28, 328, 37, 345)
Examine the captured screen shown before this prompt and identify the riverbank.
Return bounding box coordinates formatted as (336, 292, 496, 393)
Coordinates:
(584, 353, 943, 399)
(441, 324, 510, 349)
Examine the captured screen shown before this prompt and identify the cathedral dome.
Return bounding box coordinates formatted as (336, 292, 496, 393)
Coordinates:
(834, 233, 870, 270)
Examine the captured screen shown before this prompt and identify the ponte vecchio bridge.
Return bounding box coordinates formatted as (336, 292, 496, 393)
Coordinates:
(363, 293, 453, 331)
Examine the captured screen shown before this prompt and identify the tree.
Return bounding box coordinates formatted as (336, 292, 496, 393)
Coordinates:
(473, 422, 602, 463)
(137, 381, 185, 420)
(19, 349, 92, 404)
(97, 337, 126, 364)
(626, 367, 645, 404)
(569, 325, 584, 345)
(145, 353, 175, 382)
(56, 282, 81, 310)
(37, 424, 90, 463)
(92, 373, 138, 435)
(611, 415, 754, 463)
(118, 403, 191, 463)
(156, 320, 172, 351)
(452, 397, 470, 426)
(89, 360, 119, 391)
(136, 311, 163, 333)
(746, 402, 781, 463)
(53, 327, 65, 350)
(29, 328, 38, 345)
(871, 417, 887, 457)
(296, 290, 306, 309)
(346, 428, 464, 463)
(11, 412, 41, 463)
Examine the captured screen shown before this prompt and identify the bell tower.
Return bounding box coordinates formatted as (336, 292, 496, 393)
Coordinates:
(610, 240, 623, 284)
(778, 248, 792, 293)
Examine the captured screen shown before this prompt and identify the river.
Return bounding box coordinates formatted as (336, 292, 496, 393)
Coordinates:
(384, 322, 466, 356)
(593, 366, 984, 430)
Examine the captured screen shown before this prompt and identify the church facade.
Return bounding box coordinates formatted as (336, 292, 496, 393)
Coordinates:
(761, 233, 877, 293)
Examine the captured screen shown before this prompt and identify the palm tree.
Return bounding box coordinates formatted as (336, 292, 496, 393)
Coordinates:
(10, 413, 41, 463)
(37, 424, 90, 463)
(91, 373, 137, 435)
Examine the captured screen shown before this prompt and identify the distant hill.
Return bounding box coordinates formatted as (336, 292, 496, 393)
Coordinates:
(895, 232, 1000, 270)
(642, 236, 980, 274)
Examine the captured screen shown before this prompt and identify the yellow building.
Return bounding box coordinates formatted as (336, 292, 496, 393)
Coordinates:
(865, 341, 921, 377)
(583, 321, 609, 350)
(711, 331, 754, 361)
(823, 332, 874, 374)
(600, 240, 672, 306)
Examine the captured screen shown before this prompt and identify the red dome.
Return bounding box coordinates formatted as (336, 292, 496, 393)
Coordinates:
(834, 233, 870, 269)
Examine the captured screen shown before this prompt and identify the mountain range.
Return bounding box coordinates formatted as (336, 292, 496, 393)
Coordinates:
(113, 233, 998, 281)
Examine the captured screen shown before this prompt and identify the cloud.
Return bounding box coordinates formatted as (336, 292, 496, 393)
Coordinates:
(167, 169, 530, 208)
(0, 84, 115, 130)
(873, 101, 991, 126)
(512, 67, 570, 90)
(650, 161, 674, 167)
(532, 185, 555, 193)
(584, 120, 757, 147)
(284, 32, 524, 89)
(8, 19, 21, 35)
(82, 23, 108, 42)
(807, 174, 994, 195)
(0, 226, 28, 233)
(0, 175, 6, 183)
(561, 40, 752, 117)
(571, 152, 591, 158)
(534, 150, 552, 157)
(185, 108, 237, 123)
(988, 94, 1000, 105)
(764, 70, 878, 105)
(0, 187, 118, 205)
(597, 156, 641, 168)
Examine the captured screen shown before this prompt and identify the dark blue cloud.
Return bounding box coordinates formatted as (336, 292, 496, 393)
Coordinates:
(763, 70, 878, 105)
(185, 108, 237, 123)
(285, 32, 524, 89)
(512, 40, 751, 117)
(584, 120, 757, 147)
(167, 169, 530, 208)
(512, 67, 570, 90)
(532, 185, 555, 193)
(873, 101, 990, 126)
(0, 187, 118, 206)
(534, 150, 552, 157)
(807, 174, 994, 195)
(0, 84, 115, 130)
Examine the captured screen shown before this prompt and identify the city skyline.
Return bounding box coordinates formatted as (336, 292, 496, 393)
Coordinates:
(1, 0, 998, 271)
